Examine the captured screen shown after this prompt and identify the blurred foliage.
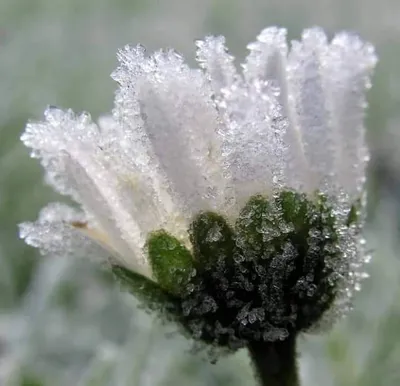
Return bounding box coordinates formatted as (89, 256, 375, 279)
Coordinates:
(1, 0, 400, 385)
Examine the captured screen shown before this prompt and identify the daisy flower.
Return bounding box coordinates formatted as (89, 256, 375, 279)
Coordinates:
(19, 27, 376, 386)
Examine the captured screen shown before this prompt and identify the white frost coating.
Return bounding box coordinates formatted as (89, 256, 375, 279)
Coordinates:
(112, 46, 227, 216)
(19, 203, 109, 261)
(323, 33, 377, 199)
(20, 28, 376, 321)
(243, 27, 309, 192)
(286, 28, 334, 194)
(214, 78, 288, 205)
(243, 27, 288, 84)
(21, 108, 187, 278)
(196, 35, 238, 96)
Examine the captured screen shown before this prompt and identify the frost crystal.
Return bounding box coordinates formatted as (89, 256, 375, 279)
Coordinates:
(20, 27, 377, 347)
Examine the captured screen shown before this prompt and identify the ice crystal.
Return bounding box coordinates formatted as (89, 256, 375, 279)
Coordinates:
(20, 27, 376, 349)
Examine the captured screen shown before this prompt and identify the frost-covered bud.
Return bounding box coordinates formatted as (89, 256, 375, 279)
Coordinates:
(19, 27, 376, 353)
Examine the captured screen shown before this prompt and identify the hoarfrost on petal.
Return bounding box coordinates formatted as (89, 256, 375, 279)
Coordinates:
(96, 115, 190, 244)
(216, 79, 288, 204)
(196, 35, 239, 98)
(287, 28, 335, 194)
(19, 203, 109, 262)
(21, 108, 158, 277)
(111, 46, 182, 228)
(323, 32, 377, 199)
(243, 27, 288, 85)
(113, 45, 227, 215)
(243, 27, 309, 191)
(22, 107, 99, 199)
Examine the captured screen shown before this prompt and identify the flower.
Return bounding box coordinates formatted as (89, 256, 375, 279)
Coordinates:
(19, 27, 376, 350)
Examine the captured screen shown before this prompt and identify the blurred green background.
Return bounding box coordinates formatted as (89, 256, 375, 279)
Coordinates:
(1, 0, 400, 385)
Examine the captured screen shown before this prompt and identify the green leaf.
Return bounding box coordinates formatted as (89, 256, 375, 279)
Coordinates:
(147, 230, 195, 296)
(189, 212, 236, 268)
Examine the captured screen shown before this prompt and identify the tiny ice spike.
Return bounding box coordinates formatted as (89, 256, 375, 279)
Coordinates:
(20, 27, 376, 350)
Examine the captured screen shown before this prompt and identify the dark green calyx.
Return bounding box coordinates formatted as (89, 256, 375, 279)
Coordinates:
(178, 191, 342, 349)
(117, 190, 357, 353)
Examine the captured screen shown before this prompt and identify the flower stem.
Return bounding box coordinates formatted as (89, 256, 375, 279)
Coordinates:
(248, 334, 300, 386)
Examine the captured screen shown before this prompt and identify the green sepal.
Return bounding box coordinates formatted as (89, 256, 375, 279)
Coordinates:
(112, 265, 176, 312)
(147, 230, 195, 296)
(314, 193, 337, 232)
(189, 212, 236, 268)
(278, 190, 337, 240)
(277, 191, 309, 230)
(235, 195, 276, 260)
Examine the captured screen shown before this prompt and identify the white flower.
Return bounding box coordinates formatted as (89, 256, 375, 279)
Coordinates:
(19, 27, 376, 331)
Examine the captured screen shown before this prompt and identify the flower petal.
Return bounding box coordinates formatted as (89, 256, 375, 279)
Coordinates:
(196, 35, 238, 97)
(243, 27, 288, 85)
(323, 32, 377, 199)
(96, 115, 189, 242)
(19, 203, 109, 262)
(22, 108, 153, 276)
(22, 107, 99, 200)
(215, 79, 288, 205)
(286, 28, 335, 193)
(112, 46, 227, 215)
(243, 27, 309, 191)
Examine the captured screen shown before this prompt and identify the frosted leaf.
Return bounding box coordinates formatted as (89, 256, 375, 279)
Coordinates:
(19, 203, 109, 262)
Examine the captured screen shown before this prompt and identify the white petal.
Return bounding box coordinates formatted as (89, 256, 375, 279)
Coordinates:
(19, 203, 109, 262)
(215, 80, 288, 205)
(323, 32, 377, 199)
(22, 108, 99, 200)
(243, 27, 288, 84)
(96, 115, 189, 242)
(112, 46, 227, 215)
(243, 27, 309, 191)
(22, 108, 154, 276)
(286, 28, 335, 193)
(196, 35, 238, 97)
